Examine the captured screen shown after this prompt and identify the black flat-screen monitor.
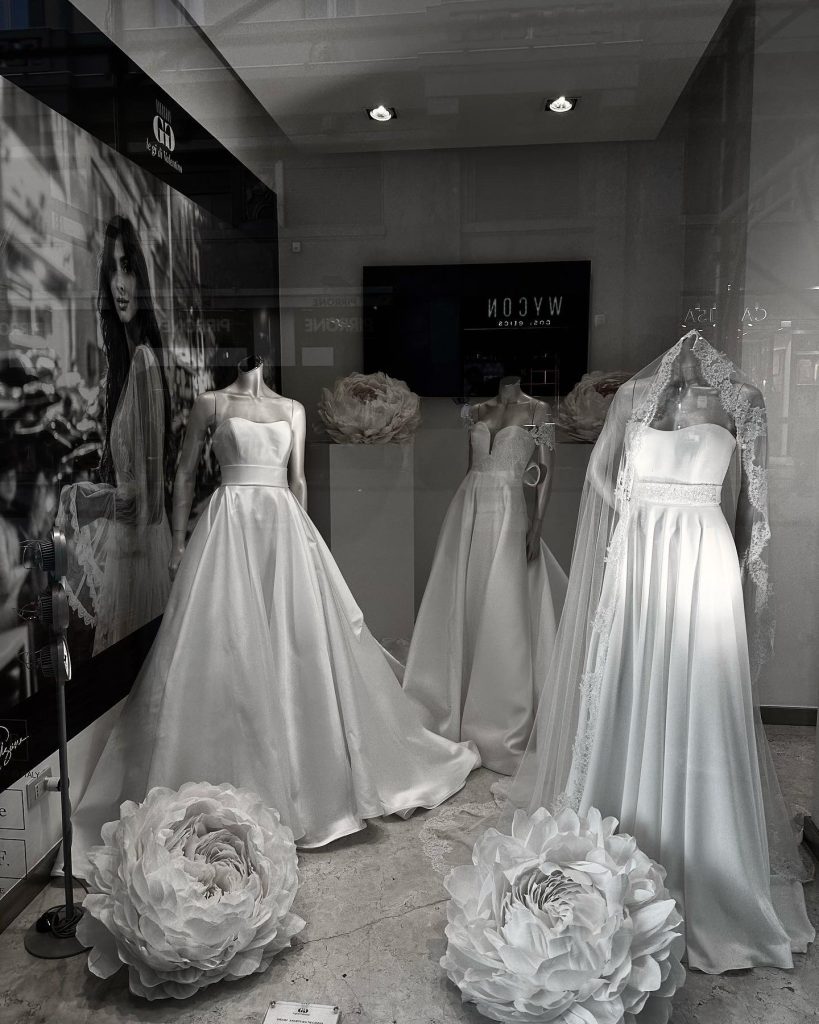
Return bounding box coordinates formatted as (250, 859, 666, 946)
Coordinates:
(363, 261, 590, 398)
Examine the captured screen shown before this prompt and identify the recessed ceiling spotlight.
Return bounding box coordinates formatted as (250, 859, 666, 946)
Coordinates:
(546, 95, 577, 114)
(367, 105, 396, 122)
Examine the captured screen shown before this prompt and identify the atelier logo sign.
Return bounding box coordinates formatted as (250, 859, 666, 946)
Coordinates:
(146, 99, 182, 174)
(483, 295, 564, 329)
(153, 114, 175, 152)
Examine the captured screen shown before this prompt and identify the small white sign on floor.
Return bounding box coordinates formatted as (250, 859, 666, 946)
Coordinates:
(263, 1001, 340, 1024)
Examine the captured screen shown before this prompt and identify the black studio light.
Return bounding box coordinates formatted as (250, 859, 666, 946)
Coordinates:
(22, 528, 68, 578)
(19, 581, 70, 636)
(32, 637, 72, 686)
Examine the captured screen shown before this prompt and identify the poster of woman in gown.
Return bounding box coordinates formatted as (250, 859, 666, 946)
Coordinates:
(0, 71, 278, 727)
(54, 215, 174, 657)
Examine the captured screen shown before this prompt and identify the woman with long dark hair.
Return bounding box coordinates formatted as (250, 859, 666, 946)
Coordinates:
(56, 215, 173, 655)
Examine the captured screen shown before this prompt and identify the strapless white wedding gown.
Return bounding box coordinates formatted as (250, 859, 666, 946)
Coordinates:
(71, 416, 480, 870)
(403, 421, 566, 775)
(568, 423, 814, 973)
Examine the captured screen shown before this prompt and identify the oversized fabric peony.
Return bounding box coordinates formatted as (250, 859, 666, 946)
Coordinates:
(318, 371, 421, 443)
(559, 371, 632, 442)
(77, 782, 305, 1000)
(441, 807, 685, 1024)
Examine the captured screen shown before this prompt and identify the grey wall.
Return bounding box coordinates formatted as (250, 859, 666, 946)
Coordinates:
(279, 139, 687, 398)
(278, 137, 688, 600)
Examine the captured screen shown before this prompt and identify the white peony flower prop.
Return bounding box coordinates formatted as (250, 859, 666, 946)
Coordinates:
(441, 807, 685, 1024)
(77, 782, 305, 1000)
(318, 371, 421, 444)
(559, 371, 632, 442)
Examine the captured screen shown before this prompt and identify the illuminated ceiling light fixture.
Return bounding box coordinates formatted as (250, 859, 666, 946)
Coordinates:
(367, 104, 396, 122)
(546, 95, 577, 114)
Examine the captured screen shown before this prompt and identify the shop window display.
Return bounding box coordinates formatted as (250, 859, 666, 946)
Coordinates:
(0, 0, 816, 1021)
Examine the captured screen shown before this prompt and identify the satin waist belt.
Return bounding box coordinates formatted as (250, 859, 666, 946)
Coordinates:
(220, 465, 289, 487)
(633, 480, 721, 506)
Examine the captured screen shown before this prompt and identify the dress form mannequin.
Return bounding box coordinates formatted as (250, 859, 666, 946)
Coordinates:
(169, 357, 307, 578)
(469, 376, 555, 560)
(647, 334, 738, 434)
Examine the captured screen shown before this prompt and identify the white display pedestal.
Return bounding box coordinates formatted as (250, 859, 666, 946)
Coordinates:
(307, 442, 415, 642)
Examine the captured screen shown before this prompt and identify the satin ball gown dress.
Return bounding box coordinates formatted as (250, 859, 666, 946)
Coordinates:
(402, 412, 567, 775)
(71, 415, 480, 871)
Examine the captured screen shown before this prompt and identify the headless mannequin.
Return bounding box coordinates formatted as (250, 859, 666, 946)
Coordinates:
(169, 356, 307, 579)
(469, 375, 555, 561)
(647, 332, 759, 435)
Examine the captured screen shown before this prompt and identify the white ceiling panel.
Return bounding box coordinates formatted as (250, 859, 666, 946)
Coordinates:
(74, 0, 734, 156)
(175, 0, 734, 151)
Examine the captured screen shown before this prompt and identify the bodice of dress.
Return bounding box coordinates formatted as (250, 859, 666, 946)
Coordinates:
(213, 417, 293, 487)
(469, 423, 550, 480)
(632, 423, 736, 505)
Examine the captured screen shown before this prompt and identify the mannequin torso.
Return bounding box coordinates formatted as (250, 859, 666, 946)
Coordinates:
(468, 377, 555, 560)
(628, 336, 759, 435)
(169, 358, 307, 577)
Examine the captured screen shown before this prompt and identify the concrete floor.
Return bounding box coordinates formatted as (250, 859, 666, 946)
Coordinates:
(0, 726, 817, 1024)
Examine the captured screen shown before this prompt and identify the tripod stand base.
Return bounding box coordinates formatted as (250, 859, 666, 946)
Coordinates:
(24, 907, 89, 959)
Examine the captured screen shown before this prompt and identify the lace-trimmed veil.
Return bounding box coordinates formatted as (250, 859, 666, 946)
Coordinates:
(503, 329, 809, 888)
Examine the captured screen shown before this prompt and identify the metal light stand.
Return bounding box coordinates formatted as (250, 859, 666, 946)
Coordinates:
(19, 531, 87, 959)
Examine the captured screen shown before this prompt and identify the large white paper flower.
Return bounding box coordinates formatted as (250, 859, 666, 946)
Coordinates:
(318, 371, 421, 443)
(441, 807, 685, 1024)
(77, 782, 305, 1000)
(559, 371, 632, 442)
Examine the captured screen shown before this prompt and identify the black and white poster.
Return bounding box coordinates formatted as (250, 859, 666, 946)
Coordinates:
(0, 50, 278, 786)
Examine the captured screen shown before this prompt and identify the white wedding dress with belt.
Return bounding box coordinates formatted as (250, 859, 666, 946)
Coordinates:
(566, 421, 814, 972)
(71, 415, 479, 871)
(403, 416, 566, 775)
(505, 334, 814, 974)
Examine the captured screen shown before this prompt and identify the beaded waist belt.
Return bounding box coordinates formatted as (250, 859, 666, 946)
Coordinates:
(632, 480, 721, 506)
